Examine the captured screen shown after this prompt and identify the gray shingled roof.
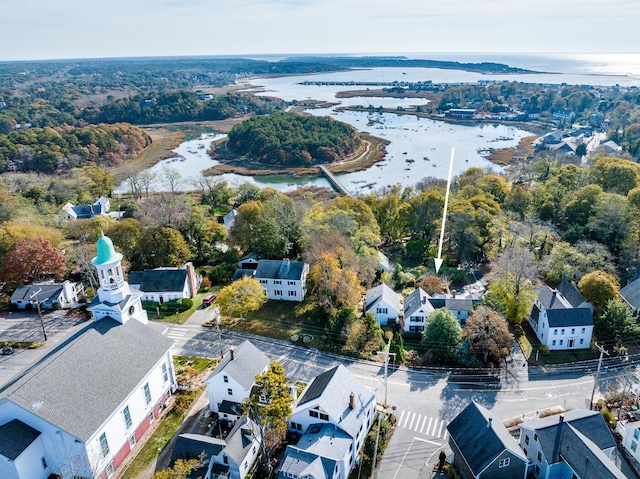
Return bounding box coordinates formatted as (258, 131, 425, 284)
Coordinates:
(294, 423, 352, 460)
(365, 283, 400, 314)
(224, 415, 258, 465)
(521, 409, 615, 452)
(546, 308, 593, 328)
(295, 365, 375, 439)
(538, 285, 572, 309)
(0, 317, 173, 442)
(556, 280, 586, 308)
(10, 282, 63, 303)
(278, 448, 333, 479)
(443, 298, 475, 312)
(404, 287, 434, 318)
(620, 276, 640, 310)
(233, 269, 256, 281)
(522, 411, 623, 478)
(206, 340, 270, 391)
(128, 268, 188, 293)
(446, 402, 526, 476)
(0, 419, 41, 460)
(254, 260, 306, 281)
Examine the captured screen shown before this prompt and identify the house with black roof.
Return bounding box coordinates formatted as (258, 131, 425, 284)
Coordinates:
(233, 259, 309, 302)
(205, 341, 270, 424)
(528, 281, 593, 350)
(519, 409, 624, 479)
(169, 416, 260, 479)
(10, 280, 84, 310)
(58, 195, 111, 221)
(278, 365, 376, 479)
(128, 262, 199, 304)
(0, 234, 175, 479)
(447, 402, 528, 479)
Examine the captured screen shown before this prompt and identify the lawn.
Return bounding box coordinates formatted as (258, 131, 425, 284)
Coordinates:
(221, 300, 329, 348)
(516, 322, 599, 366)
(144, 291, 219, 324)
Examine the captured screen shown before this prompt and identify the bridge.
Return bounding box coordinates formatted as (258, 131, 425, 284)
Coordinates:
(318, 165, 352, 197)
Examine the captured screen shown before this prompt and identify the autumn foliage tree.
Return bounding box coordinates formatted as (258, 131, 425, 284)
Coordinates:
(216, 276, 267, 319)
(0, 237, 67, 288)
(307, 252, 362, 318)
(463, 306, 513, 364)
(578, 270, 619, 312)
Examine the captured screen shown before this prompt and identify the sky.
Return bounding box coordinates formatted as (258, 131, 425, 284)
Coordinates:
(1, 0, 639, 62)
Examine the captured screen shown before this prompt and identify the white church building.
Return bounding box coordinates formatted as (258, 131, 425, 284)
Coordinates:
(0, 234, 175, 479)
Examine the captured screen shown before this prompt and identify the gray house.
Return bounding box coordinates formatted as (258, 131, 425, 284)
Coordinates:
(447, 402, 527, 479)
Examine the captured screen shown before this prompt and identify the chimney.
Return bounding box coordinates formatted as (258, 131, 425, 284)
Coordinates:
(185, 262, 197, 299)
(451, 290, 456, 298)
(487, 417, 492, 428)
(230, 349, 235, 360)
(349, 392, 355, 409)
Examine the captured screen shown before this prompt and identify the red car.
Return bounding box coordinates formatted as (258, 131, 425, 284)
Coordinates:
(203, 294, 217, 307)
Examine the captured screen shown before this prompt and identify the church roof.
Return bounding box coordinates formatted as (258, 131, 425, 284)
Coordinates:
(0, 317, 173, 442)
(92, 234, 123, 266)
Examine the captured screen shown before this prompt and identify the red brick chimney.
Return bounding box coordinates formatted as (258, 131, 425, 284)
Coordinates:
(349, 392, 355, 409)
(186, 262, 197, 299)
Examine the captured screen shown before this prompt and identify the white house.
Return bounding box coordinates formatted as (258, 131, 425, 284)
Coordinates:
(428, 296, 476, 326)
(528, 281, 593, 351)
(519, 410, 623, 479)
(128, 262, 200, 304)
(364, 283, 401, 326)
(616, 412, 640, 465)
(253, 259, 309, 302)
(0, 235, 175, 479)
(170, 415, 261, 479)
(205, 341, 270, 424)
(59, 196, 111, 221)
(403, 287, 434, 333)
(10, 280, 84, 310)
(279, 365, 376, 479)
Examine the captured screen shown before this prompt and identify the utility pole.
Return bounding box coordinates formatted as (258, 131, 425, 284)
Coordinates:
(590, 343, 609, 410)
(371, 412, 385, 472)
(29, 288, 47, 341)
(377, 340, 396, 407)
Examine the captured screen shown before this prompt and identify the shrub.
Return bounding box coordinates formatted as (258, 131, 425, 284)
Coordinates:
(181, 298, 194, 309)
(199, 277, 211, 290)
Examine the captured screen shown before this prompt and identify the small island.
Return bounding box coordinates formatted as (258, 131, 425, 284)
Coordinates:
(206, 111, 388, 177)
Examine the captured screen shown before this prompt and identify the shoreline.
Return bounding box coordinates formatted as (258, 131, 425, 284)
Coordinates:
(203, 132, 389, 178)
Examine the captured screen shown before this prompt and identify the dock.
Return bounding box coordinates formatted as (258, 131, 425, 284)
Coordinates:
(318, 165, 352, 197)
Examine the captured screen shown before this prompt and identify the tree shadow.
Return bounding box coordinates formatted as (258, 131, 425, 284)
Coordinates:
(439, 371, 500, 423)
(404, 366, 446, 392)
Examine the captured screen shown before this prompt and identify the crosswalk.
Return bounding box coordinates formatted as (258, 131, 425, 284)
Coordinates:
(166, 327, 189, 342)
(396, 410, 448, 440)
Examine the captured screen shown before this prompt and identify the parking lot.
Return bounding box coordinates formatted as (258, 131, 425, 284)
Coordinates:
(0, 308, 89, 388)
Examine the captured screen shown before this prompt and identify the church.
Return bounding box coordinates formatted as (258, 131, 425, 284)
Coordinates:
(0, 234, 175, 479)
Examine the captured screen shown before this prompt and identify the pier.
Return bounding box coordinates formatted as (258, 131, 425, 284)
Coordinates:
(318, 165, 352, 197)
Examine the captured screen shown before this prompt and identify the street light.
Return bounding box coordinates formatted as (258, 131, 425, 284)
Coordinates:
(212, 307, 223, 359)
(29, 288, 48, 341)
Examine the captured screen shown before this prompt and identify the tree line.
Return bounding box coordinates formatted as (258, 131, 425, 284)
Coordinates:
(226, 112, 362, 166)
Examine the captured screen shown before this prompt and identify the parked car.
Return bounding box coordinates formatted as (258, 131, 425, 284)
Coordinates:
(1, 345, 14, 355)
(203, 294, 217, 307)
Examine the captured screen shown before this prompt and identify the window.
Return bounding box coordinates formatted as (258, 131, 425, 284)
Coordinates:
(223, 375, 229, 383)
(537, 451, 542, 462)
(499, 458, 510, 468)
(288, 281, 296, 285)
(560, 340, 564, 345)
(413, 316, 424, 323)
(409, 326, 424, 333)
(376, 307, 388, 314)
(228, 388, 233, 395)
(525, 435, 529, 445)
(561, 329, 565, 335)
(99, 432, 110, 458)
(274, 289, 283, 296)
(632, 440, 638, 452)
(148, 410, 155, 422)
(634, 428, 639, 440)
(319, 412, 329, 421)
(581, 327, 586, 334)
(523, 447, 528, 456)
(534, 434, 538, 441)
(580, 338, 584, 345)
(106, 462, 114, 477)
(259, 279, 267, 284)
(288, 290, 297, 297)
(535, 465, 540, 475)
(310, 410, 319, 418)
(143, 383, 151, 405)
(554, 329, 558, 335)
(571, 328, 575, 334)
(162, 363, 169, 383)
(552, 340, 556, 346)
(42, 457, 47, 469)
(123, 406, 132, 430)
(128, 435, 136, 448)
(223, 455, 228, 464)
